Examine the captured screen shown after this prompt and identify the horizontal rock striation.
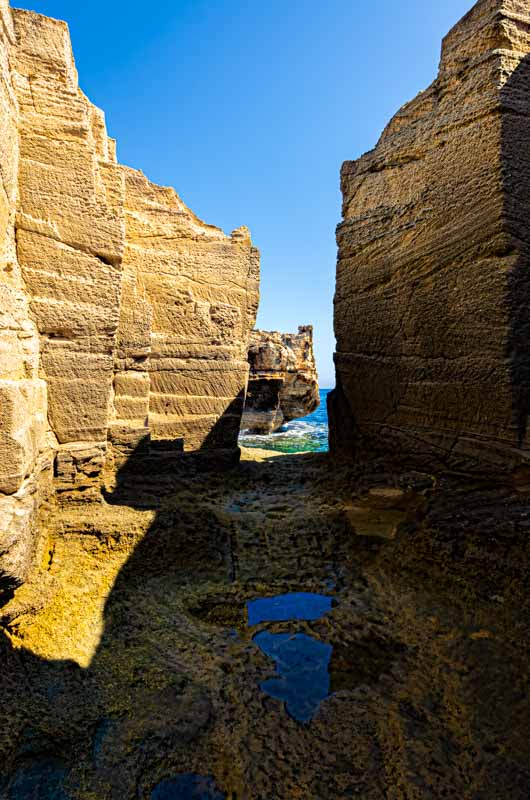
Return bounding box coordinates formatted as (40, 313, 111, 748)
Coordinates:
(115, 174, 259, 454)
(0, 2, 259, 596)
(0, 0, 52, 598)
(241, 326, 319, 434)
(331, 0, 530, 476)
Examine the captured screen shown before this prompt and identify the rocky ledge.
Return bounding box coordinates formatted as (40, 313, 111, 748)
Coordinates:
(1, 449, 528, 798)
(241, 326, 320, 434)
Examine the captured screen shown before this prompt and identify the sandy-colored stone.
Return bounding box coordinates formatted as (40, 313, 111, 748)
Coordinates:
(0, 3, 529, 797)
(0, 1, 260, 597)
(366, 488, 407, 511)
(344, 505, 405, 541)
(242, 326, 319, 434)
(112, 171, 259, 451)
(0, 479, 39, 590)
(6, 4, 258, 464)
(0, 380, 47, 494)
(0, 3, 48, 593)
(12, 8, 125, 450)
(330, 0, 530, 475)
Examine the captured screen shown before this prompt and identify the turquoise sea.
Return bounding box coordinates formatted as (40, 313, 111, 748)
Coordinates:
(239, 389, 331, 454)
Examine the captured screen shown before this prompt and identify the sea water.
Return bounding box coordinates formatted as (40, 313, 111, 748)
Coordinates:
(239, 388, 331, 454)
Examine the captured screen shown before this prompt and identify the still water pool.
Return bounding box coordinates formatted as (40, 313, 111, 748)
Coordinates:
(151, 773, 225, 799)
(248, 590, 335, 723)
(247, 592, 333, 626)
(254, 631, 333, 724)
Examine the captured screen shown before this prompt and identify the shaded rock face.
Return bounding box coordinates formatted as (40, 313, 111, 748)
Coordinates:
(241, 327, 319, 434)
(331, 0, 530, 476)
(0, 2, 259, 594)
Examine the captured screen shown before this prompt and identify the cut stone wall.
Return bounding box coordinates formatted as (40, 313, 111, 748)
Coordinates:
(114, 171, 259, 452)
(331, 0, 530, 476)
(0, 2, 260, 597)
(0, 3, 49, 596)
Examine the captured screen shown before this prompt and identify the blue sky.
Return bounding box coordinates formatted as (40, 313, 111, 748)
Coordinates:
(21, 0, 472, 387)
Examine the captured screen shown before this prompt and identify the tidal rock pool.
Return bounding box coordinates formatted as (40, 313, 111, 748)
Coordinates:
(151, 773, 225, 799)
(247, 592, 333, 625)
(248, 591, 334, 722)
(254, 631, 333, 723)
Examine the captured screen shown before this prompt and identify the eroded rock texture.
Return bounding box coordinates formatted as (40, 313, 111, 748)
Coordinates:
(0, 1, 51, 598)
(331, 0, 530, 476)
(1, 449, 529, 799)
(0, 2, 259, 596)
(241, 326, 319, 434)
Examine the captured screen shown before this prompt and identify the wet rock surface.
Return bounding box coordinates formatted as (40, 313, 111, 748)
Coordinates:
(0, 450, 529, 798)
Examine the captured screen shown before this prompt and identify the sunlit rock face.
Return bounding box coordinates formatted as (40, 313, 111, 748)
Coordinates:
(242, 327, 319, 434)
(331, 0, 530, 475)
(0, 1, 50, 596)
(0, 1, 259, 596)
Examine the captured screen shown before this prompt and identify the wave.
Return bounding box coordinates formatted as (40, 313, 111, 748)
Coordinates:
(239, 390, 330, 454)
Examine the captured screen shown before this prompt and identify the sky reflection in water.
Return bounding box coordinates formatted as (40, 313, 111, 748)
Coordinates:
(248, 591, 334, 723)
(247, 592, 333, 626)
(151, 773, 225, 799)
(254, 631, 333, 724)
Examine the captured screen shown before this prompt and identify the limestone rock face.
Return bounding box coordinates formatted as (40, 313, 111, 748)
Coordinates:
(331, 0, 530, 476)
(0, 2, 49, 594)
(115, 172, 259, 452)
(242, 326, 319, 434)
(0, 2, 259, 597)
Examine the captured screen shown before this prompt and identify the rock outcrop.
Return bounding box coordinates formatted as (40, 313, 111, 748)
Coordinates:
(330, 0, 530, 476)
(0, 2, 259, 597)
(241, 326, 319, 434)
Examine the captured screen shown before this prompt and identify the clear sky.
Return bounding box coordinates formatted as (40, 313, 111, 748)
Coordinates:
(20, 0, 473, 387)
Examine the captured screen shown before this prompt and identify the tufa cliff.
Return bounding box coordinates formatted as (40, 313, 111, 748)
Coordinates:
(330, 0, 530, 477)
(0, 2, 259, 597)
(0, 3, 529, 797)
(241, 326, 319, 434)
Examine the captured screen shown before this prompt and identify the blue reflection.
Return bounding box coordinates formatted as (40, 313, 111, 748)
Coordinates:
(151, 774, 224, 799)
(247, 592, 332, 626)
(254, 631, 333, 723)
